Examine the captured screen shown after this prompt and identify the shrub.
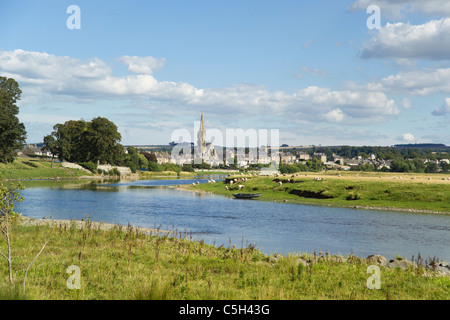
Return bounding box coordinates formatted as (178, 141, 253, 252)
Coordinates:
(78, 161, 98, 173)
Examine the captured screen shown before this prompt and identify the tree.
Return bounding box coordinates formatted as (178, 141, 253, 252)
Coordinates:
(425, 162, 438, 173)
(42, 135, 57, 168)
(0, 77, 27, 163)
(85, 117, 123, 164)
(46, 117, 125, 165)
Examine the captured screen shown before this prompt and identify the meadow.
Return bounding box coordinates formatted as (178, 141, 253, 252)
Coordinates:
(189, 171, 450, 213)
(0, 156, 92, 180)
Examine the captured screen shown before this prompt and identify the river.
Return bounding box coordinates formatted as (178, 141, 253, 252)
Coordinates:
(15, 177, 450, 261)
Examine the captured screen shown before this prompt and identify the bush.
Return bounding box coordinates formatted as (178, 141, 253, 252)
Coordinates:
(78, 161, 98, 173)
(182, 164, 195, 173)
(148, 161, 163, 172)
(163, 163, 181, 173)
(107, 168, 121, 176)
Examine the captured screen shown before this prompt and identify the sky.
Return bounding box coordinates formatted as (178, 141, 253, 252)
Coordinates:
(1, 0, 450, 147)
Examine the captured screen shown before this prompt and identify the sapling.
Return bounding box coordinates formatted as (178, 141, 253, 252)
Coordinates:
(0, 178, 49, 292)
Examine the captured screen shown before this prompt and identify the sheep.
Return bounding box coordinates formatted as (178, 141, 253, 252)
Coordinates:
(238, 185, 244, 190)
(225, 186, 229, 190)
(230, 180, 234, 185)
(314, 177, 323, 181)
(279, 181, 283, 186)
(428, 177, 431, 180)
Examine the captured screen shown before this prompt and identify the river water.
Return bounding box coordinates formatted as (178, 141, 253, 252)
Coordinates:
(15, 177, 450, 261)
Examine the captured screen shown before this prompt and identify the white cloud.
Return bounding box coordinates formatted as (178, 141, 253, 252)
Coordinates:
(432, 98, 450, 116)
(365, 67, 450, 96)
(401, 133, 416, 142)
(116, 55, 166, 75)
(324, 108, 345, 122)
(349, 0, 450, 19)
(361, 19, 450, 60)
(0, 49, 400, 127)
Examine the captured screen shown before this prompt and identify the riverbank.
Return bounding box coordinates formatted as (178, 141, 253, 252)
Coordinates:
(0, 156, 230, 181)
(1, 216, 448, 300)
(185, 172, 450, 214)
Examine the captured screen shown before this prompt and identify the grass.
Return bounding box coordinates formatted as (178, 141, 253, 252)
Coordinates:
(0, 156, 92, 180)
(188, 171, 450, 213)
(1, 219, 449, 300)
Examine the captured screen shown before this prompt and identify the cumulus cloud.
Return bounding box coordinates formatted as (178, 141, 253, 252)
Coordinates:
(401, 133, 416, 142)
(364, 67, 450, 96)
(349, 0, 450, 19)
(0, 49, 201, 99)
(361, 18, 450, 60)
(0, 49, 399, 126)
(432, 98, 450, 116)
(116, 55, 166, 75)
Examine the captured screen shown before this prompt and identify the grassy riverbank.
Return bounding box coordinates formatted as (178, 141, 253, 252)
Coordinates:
(1, 218, 449, 300)
(0, 156, 92, 180)
(188, 171, 450, 213)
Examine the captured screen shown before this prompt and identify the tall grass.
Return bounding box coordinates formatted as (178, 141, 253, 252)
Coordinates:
(0, 219, 448, 300)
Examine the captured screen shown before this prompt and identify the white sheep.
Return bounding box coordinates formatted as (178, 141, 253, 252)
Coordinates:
(279, 181, 283, 186)
(225, 186, 229, 190)
(238, 185, 244, 190)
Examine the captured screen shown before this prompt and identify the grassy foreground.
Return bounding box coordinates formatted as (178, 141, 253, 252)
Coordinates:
(0, 219, 449, 300)
(189, 171, 450, 213)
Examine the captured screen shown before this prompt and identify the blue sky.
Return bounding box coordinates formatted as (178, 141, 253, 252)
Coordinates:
(1, 0, 449, 146)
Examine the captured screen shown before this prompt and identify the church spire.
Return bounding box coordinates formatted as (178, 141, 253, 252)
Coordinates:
(197, 113, 206, 154)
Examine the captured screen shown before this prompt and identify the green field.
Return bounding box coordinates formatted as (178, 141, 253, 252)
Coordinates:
(188, 171, 450, 213)
(1, 220, 449, 300)
(0, 156, 92, 180)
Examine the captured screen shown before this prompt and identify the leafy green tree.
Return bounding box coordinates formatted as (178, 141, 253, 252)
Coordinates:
(425, 162, 438, 173)
(148, 161, 163, 172)
(46, 117, 124, 165)
(441, 161, 450, 172)
(42, 135, 57, 168)
(0, 77, 27, 163)
(85, 117, 124, 164)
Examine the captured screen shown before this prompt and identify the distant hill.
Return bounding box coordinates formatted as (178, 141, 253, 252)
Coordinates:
(393, 143, 448, 151)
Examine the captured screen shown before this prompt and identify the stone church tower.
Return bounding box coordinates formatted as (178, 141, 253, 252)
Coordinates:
(195, 113, 219, 165)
